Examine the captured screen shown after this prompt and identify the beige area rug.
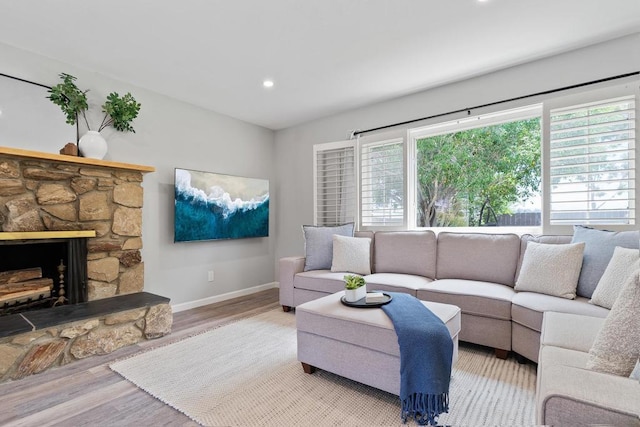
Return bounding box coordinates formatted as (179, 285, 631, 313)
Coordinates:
(110, 309, 536, 426)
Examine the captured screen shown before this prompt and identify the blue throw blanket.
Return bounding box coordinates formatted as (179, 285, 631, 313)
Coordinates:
(381, 292, 453, 426)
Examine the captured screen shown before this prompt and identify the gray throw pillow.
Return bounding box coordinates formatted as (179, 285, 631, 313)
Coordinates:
(302, 223, 354, 271)
(631, 359, 640, 382)
(587, 270, 640, 377)
(571, 226, 639, 298)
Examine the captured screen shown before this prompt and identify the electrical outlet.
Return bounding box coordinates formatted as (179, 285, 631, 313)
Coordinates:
(207, 270, 214, 282)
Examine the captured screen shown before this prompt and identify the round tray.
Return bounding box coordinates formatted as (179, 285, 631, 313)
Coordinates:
(340, 292, 393, 308)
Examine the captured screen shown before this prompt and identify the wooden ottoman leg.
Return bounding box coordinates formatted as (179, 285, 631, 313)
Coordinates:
(301, 362, 316, 374)
(282, 305, 292, 312)
(495, 348, 509, 359)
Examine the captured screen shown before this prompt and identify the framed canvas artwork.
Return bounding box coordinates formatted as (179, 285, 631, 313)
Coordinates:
(174, 168, 269, 242)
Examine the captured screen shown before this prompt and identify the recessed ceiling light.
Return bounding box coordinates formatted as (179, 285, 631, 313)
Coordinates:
(263, 80, 274, 88)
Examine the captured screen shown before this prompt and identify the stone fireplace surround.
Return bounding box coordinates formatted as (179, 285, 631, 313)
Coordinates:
(0, 147, 172, 382)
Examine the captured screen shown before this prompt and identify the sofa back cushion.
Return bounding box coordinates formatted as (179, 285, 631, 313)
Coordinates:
(571, 226, 640, 298)
(355, 231, 375, 272)
(373, 231, 436, 278)
(516, 234, 572, 280)
(436, 232, 521, 286)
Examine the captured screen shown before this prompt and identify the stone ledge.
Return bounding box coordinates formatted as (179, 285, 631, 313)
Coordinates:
(0, 292, 169, 339)
(0, 293, 172, 381)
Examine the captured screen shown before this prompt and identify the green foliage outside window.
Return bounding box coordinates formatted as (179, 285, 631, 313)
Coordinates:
(416, 118, 541, 227)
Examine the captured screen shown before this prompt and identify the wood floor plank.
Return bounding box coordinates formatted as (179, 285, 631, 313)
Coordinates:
(0, 288, 279, 426)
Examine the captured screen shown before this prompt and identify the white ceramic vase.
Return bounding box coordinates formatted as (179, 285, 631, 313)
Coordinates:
(344, 285, 367, 302)
(78, 131, 108, 159)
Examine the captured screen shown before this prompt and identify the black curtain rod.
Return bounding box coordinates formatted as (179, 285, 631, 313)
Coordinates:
(0, 72, 51, 89)
(354, 71, 640, 136)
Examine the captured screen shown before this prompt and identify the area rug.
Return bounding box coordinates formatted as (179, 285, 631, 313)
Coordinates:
(110, 309, 536, 426)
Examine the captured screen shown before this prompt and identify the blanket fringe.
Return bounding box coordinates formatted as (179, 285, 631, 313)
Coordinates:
(401, 392, 449, 426)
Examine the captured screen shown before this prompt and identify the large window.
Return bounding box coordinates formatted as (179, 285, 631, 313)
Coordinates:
(411, 106, 542, 228)
(313, 82, 638, 233)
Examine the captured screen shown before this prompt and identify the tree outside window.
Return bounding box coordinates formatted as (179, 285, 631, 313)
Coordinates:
(416, 118, 541, 227)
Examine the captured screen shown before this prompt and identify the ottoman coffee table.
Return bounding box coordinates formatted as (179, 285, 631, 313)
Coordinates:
(296, 291, 461, 396)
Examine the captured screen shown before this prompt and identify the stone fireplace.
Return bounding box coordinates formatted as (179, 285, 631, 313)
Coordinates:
(0, 147, 171, 382)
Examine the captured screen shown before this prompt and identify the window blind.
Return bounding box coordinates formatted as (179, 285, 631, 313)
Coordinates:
(360, 138, 404, 226)
(549, 95, 636, 225)
(314, 143, 356, 226)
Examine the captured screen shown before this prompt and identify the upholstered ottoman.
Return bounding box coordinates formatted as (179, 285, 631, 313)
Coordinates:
(296, 291, 461, 395)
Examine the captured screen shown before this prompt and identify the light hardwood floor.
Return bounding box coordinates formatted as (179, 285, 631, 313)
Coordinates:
(0, 288, 280, 427)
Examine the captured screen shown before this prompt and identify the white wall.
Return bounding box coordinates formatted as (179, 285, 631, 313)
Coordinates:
(0, 42, 276, 306)
(274, 33, 640, 266)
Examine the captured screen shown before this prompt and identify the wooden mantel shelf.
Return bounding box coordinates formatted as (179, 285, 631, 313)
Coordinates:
(0, 230, 97, 241)
(0, 146, 155, 173)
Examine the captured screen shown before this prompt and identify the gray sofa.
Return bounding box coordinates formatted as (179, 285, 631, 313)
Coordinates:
(279, 230, 609, 362)
(537, 312, 640, 425)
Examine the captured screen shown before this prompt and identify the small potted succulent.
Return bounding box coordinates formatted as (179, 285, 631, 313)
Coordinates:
(344, 274, 366, 302)
(47, 72, 141, 159)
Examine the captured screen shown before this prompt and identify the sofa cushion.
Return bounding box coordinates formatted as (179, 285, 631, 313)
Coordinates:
(330, 235, 372, 275)
(516, 234, 572, 280)
(302, 223, 354, 271)
(540, 311, 605, 353)
(294, 270, 348, 294)
(587, 270, 640, 377)
(571, 225, 640, 298)
(512, 292, 608, 332)
(515, 241, 584, 299)
(416, 279, 515, 321)
(364, 273, 431, 295)
(590, 247, 640, 309)
(436, 232, 521, 286)
(373, 231, 436, 278)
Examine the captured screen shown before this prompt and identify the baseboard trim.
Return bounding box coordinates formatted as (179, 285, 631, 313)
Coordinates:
(171, 282, 279, 313)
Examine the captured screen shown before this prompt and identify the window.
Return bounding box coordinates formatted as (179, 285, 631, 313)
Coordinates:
(410, 106, 542, 228)
(312, 81, 639, 233)
(548, 96, 636, 225)
(359, 133, 405, 228)
(313, 141, 357, 226)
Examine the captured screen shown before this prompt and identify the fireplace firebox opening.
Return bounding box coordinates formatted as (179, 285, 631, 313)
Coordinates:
(0, 237, 88, 316)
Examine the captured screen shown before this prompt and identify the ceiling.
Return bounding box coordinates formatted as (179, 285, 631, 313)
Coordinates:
(0, 1, 639, 130)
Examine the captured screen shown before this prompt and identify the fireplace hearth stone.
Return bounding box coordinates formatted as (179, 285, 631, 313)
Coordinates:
(0, 292, 171, 381)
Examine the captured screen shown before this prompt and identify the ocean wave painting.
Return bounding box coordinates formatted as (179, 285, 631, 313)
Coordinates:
(174, 168, 269, 242)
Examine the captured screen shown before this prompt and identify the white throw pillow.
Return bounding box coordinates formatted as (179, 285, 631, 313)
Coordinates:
(587, 270, 640, 377)
(515, 242, 585, 299)
(590, 247, 640, 309)
(330, 235, 372, 275)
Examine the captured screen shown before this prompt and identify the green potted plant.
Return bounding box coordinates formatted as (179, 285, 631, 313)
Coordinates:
(344, 274, 366, 302)
(47, 73, 141, 159)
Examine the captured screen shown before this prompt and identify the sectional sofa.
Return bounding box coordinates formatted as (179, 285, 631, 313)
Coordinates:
(280, 229, 618, 362)
(280, 226, 640, 424)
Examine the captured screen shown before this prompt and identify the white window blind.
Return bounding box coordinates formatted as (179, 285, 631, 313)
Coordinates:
(360, 135, 405, 227)
(549, 95, 636, 225)
(313, 141, 356, 226)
